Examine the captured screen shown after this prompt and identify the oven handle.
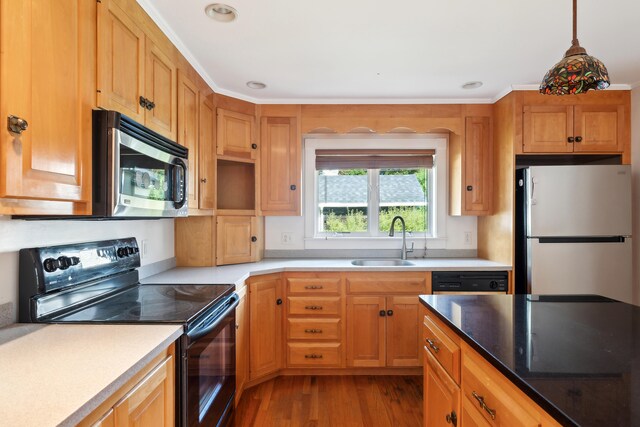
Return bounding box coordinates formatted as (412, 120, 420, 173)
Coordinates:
(186, 293, 239, 341)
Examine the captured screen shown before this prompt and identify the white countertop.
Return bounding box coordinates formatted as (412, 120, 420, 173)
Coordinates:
(142, 258, 511, 286)
(0, 323, 183, 427)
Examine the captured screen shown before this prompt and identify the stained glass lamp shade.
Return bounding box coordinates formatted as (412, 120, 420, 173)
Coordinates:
(540, 0, 610, 95)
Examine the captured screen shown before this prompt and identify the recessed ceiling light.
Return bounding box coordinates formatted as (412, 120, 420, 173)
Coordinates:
(462, 81, 483, 90)
(205, 4, 238, 23)
(246, 81, 267, 89)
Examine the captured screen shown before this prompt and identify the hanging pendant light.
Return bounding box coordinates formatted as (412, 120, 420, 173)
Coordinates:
(540, 0, 610, 95)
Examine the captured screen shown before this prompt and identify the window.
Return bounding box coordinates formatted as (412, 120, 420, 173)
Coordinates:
(304, 136, 448, 243)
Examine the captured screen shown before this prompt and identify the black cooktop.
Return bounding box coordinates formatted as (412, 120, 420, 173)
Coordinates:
(53, 284, 234, 324)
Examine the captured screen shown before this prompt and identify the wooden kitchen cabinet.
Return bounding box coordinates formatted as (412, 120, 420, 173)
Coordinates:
(424, 346, 460, 427)
(98, 0, 177, 140)
(177, 72, 215, 214)
(216, 216, 263, 265)
(450, 116, 492, 216)
(79, 345, 175, 427)
(249, 274, 284, 380)
(235, 285, 248, 405)
(523, 104, 624, 154)
(217, 109, 256, 160)
(0, 0, 94, 215)
(113, 353, 175, 427)
(260, 107, 301, 216)
(346, 295, 422, 367)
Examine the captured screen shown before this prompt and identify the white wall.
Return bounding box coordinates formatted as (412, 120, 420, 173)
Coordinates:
(631, 87, 640, 305)
(0, 217, 174, 320)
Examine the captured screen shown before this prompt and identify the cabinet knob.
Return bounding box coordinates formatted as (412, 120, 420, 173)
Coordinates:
(251, 236, 257, 243)
(7, 115, 28, 135)
(575, 136, 583, 143)
(200, 178, 207, 183)
(568, 136, 575, 143)
(386, 309, 394, 317)
(290, 184, 297, 191)
(379, 310, 386, 317)
(276, 298, 283, 305)
(466, 185, 473, 191)
(251, 143, 258, 149)
(139, 96, 147, 108)
(445, 411, 458, 425)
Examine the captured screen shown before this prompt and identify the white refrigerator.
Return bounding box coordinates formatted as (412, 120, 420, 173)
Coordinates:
(514, 165, 633, 303)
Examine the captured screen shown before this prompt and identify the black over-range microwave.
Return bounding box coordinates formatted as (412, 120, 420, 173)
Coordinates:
(93, 110, 188, 218)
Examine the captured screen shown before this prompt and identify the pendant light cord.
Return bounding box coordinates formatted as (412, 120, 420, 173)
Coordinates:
(572, 0, 578, 46)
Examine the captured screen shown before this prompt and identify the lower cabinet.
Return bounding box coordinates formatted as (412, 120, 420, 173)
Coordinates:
(80, 344, 175, 427)
(248, 274, 283, 380)
(424, 346, 460, 427)
(235, 285, 249, 405)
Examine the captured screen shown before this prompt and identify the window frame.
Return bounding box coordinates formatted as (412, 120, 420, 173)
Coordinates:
(303, 135, 449, 248)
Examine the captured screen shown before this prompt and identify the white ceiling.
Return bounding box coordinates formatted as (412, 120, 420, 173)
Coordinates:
(139, 0, 640, 104)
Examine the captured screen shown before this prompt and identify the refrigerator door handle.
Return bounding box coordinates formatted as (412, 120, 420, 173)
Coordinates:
(537, 236, 627, 244)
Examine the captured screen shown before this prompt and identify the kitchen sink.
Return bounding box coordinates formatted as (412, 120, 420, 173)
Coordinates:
(351, 259, 415, 266)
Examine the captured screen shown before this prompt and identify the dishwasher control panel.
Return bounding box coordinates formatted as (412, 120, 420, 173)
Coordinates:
(432, 271, 508, 293)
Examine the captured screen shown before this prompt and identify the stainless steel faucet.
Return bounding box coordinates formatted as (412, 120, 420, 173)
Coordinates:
(389, 216, 414, 260)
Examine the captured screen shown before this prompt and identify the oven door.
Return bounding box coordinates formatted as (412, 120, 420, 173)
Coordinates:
(112, 128, 188, 217)
(183, 294, 239, 427)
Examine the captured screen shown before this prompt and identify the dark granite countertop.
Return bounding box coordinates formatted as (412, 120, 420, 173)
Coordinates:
(420, 294, 640, 427)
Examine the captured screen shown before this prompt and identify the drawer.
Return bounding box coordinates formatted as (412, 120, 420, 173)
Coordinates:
(287, 342, 341, 367)
(462, 349, 541, 427)
(288, 296, 341, 316)
(288, 318, 341, 340)
(287, 276, 340, 295)
(346, 273, 427, 294)
(423, 315, 461, 384)
(463, 395, 492, 427)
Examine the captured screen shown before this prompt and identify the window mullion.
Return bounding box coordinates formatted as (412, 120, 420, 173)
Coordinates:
(369, 169, 380, 237)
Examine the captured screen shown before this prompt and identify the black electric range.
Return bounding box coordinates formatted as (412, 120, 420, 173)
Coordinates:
(18, 237, 236, 427)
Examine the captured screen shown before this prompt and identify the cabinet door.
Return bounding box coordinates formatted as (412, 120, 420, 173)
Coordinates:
(464, 117, 492, 215)
(177, 72, 199, 210)
(91, 409, 114, 427)
(386, 296, 421, 367)
(217, 109, 256, 160)
(235, 286, 248, 404)
(249, 275, 283, 380)
(260, 116, 300, 215)
(145, 40, 177, 140)
(424, 347, 460, 427)
(346, 296, 386, 367)
(198, 94, 216, 210)
(0, 0, 92, 209)
(113, 354, 174, 427)
(573, 105, 624, 152)
(97, 0, 145, 123)
(216, 216, 258, 265)
(522, 105, 573, 153)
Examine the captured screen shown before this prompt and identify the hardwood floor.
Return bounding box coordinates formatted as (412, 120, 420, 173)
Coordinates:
(235, 375, 423, 427)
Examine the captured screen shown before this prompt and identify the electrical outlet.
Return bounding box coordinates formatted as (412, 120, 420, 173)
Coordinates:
(281, 232, 294, 245)
(464, 232, 472, 246)
(141, 239, 149, 259)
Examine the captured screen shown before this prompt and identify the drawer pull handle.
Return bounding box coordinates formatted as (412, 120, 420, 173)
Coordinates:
(305, 305, 323, 310)
(304, 329, 323, 333)
(304, 285, 324, 290)
(304, 354, 323, 359)
(426, 338, 440, 353)
(472, 391, 496, 420)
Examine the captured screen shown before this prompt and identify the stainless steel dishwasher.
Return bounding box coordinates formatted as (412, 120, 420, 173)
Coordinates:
(431, 271, 509, 294)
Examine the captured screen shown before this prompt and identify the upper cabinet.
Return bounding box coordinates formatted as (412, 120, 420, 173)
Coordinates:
(217, 109, 256, 160)
(97, 0, 177, 140)
(523, 99, 626, 154)
(259, 106, 301, 216)
(198, 95, 216, 211)
(450, 115, 493, 216)
(0, 0, 94, 215)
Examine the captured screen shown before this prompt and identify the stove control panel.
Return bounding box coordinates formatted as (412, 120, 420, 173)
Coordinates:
(19, 237, 141, 294)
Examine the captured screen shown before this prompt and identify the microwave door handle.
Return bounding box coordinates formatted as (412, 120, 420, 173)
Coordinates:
(172, 162, 186, 206)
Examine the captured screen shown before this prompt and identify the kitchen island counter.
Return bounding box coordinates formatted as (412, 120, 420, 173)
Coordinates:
(420, 294, 640, 427)
(0, 323, 182, 427)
